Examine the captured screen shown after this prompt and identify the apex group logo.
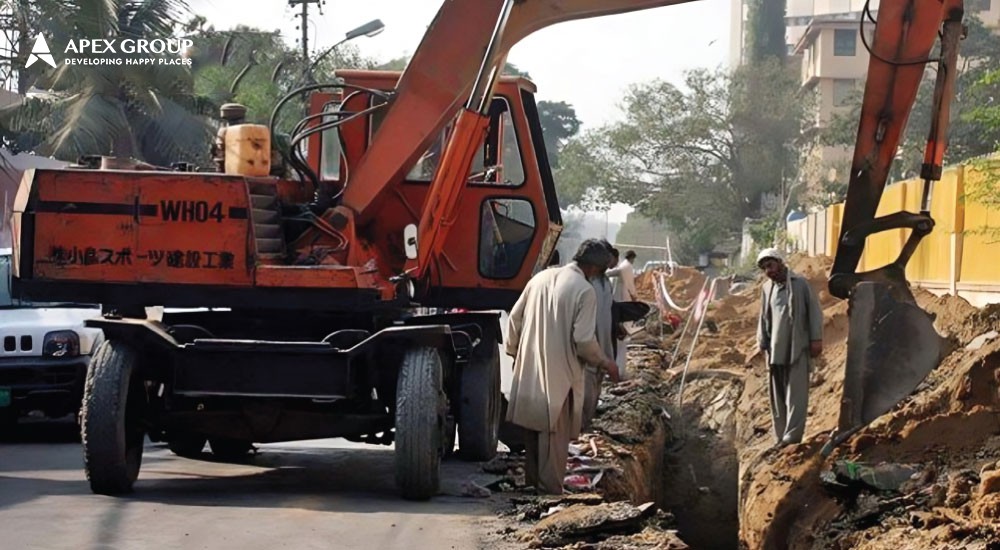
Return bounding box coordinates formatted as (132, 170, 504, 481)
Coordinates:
(26, 34, 56, 68)
(22, 33, 193, 68)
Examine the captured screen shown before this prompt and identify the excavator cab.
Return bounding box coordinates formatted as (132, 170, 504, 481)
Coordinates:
(301, 70, 562, 309)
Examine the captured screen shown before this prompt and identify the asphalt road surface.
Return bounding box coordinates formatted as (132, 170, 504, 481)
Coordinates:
(0, 420, 499, 550)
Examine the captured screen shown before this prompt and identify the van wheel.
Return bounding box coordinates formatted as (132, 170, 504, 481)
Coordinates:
(81, 341, 145, 495)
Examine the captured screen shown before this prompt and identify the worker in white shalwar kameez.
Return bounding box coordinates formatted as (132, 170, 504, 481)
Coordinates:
(607, 250, 638, 380)
(754, 248, 823, 446)
(506, 240, 620, 494)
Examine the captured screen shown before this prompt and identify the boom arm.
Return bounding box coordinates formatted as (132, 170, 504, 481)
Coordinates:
(336, 0, 697, 227)
(823, 0, 965, 456)
(831, 0, 964, 287)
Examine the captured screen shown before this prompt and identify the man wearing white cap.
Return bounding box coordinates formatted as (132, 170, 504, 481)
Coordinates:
(753, 248, 823, 446)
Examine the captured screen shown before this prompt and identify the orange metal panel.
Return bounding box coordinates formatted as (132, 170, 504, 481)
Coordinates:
(256, 265, 358, 287)
(29, 169, 253, 286)
(255, 265, 392, 299)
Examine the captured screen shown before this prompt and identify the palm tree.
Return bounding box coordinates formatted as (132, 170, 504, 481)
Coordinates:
(1, 0, 213, 165)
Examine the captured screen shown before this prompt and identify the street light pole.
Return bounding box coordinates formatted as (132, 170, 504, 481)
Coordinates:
(307, 19, 384, 82)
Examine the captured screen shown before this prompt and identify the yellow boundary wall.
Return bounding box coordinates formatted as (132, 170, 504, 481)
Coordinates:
(788, 162, 1000, 307)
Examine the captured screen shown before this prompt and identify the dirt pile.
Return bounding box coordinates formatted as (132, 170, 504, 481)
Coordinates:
(635, 267, 706, 305)
(712, 256, 1000, 549)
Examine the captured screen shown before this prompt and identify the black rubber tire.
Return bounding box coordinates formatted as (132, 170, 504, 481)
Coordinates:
(458, 324, 501, 461)
(0, 409, 17, 441)
(168, 433, 207, 458)
(80, 340, 145, 495)
(209, 438, 254, 461)
(394, 346, 446, 500)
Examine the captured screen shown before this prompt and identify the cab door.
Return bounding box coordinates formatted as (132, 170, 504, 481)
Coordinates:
(420, 86, 562, 309)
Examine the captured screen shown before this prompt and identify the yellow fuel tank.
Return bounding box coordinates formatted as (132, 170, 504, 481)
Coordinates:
(224, 124, 271, 177)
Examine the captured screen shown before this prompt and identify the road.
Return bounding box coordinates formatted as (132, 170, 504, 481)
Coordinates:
(0, 420, 500, 550)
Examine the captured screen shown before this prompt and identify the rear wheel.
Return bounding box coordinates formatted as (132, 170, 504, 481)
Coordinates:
(458, 324, 501, 461)
(395, 346, 446, 500)
(81, 340, 145, 495)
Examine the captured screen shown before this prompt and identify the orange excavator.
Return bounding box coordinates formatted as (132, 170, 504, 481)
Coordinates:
(9, 0, 964, 497)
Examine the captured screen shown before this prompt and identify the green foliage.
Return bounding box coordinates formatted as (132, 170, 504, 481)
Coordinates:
(964, 156, 1000, 240)
(964, 67, 1000, 145)
(745, 0, 787, 64)
(747, 213, 782, 249)
(553, 61, 810, 259)
(615, 213, 669, 248)
(536, 100, 580, 168)
(0, 0, 212, 164)
(376, 56, 409, 71)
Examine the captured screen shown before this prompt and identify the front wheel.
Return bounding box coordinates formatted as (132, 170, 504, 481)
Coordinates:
(81, 340, 146, 495)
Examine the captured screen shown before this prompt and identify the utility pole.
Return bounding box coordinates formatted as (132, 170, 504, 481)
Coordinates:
(288, 0, 320, 68)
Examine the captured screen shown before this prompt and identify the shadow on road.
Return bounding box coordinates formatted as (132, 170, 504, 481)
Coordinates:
(0, 417, 80, 444)
(130, 444, 494, 515)
(1, 440, 496, 517)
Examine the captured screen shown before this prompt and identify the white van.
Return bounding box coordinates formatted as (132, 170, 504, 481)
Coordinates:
(0, 250, 102, 427)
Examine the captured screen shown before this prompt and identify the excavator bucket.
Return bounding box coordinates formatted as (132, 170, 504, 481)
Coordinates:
(823, 281, 941, 454)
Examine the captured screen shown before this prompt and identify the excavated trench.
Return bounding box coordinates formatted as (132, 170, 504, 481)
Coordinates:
(588, 347, 745, 549)
(662, 370, 743, 549)
(599, 259, 1000, 550)
(502, 260, 1000, 549)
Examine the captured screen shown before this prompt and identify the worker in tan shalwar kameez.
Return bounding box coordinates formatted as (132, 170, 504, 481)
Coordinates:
(506, 240, 621, 494)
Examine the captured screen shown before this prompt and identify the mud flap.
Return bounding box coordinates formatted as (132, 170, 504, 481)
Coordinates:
(822, 282, 941, 455)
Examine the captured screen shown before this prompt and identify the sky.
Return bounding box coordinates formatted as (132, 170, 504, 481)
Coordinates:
(187, 0, 733, 222)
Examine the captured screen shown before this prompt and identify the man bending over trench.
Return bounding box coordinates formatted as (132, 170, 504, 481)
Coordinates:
(505, 239, 620, 494)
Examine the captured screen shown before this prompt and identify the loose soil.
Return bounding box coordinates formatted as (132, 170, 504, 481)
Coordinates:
(489, 258, 1000, 549)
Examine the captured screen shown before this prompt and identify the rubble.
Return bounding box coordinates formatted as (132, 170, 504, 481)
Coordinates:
(967, 330, 1000, 351)
(523, 501, 656, 548)
(822, 460, 922, 492)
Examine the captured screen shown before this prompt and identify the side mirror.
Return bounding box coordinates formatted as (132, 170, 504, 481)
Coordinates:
(404, 224, 418, 260)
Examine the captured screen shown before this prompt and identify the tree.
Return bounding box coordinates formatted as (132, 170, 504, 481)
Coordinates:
(0, 0, 212, 164)
(188, 26, 378, 134)
(535, 100, 580, 168)
(964, 65, 1000, 237)
(553, 61, 810, 261)
(740, 0, 790, 246)
(745, 0, 787, 64)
